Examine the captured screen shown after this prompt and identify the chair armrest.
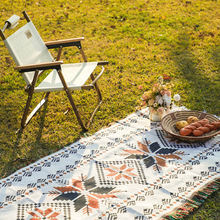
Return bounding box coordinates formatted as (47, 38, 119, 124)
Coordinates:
(91, 66, 105, 86)
(82, 63, 108, 89)
(97, 61, 108, 65)
(45, 38, 84, 49)
(91, 62, 108, 84)
(14, 61, 63, 73)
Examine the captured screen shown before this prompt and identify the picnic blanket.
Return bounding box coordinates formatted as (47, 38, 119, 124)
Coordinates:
(0, 107, 219, 220)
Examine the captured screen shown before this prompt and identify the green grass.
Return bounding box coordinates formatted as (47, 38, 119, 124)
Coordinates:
(187, 189, 220, 220)
(0, 0, 219, 218)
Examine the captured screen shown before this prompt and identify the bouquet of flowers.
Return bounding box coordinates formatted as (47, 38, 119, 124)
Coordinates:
(138, 76, 180, 120)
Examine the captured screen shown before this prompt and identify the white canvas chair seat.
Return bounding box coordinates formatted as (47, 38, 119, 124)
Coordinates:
(0, 11, 108, 131)
(35, 62, 98, 93)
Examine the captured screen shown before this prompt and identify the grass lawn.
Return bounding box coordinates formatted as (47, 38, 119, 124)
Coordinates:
(0, 0, 219, 219)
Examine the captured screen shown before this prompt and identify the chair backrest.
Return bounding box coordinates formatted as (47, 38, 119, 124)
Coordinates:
(3, 20, 54, 85)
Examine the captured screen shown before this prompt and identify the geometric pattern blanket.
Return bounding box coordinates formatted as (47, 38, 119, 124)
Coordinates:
(0, 107, 219, 220)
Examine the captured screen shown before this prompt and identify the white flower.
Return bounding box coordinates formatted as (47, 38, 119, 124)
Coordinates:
(163, 94, 171, 105)
(155, 95, 163, 105)
(153, 102, 158, 108)
(174, 94, 181, 101)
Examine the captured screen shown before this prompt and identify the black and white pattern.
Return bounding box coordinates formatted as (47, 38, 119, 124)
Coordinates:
(0, 107, 219, 220)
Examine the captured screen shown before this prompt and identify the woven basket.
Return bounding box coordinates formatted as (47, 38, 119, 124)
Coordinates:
(161, 110, 220, 143)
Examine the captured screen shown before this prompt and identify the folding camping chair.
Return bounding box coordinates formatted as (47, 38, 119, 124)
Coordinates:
(0, 11, 108, 131)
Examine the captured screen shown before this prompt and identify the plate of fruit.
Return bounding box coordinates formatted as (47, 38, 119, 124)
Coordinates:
(161, 110, 220, 142)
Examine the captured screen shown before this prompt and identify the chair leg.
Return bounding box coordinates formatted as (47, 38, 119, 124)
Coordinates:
(86, 73, 103, 128)
(57, 69, 87, 130)
(90, 73, 102, 101)
(57, 69, 103, 131)
(21, 92, 50, 128)
(66, 90, 88, 131)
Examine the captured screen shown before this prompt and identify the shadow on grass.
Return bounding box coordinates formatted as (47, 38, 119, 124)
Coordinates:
(170, 31, 220, 115)
(170, 31, 220, 220)
(210, 46, 220, 73)
(0, 92, 84, 179)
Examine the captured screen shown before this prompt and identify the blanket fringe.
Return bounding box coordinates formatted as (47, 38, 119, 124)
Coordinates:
(162, 178, 220, 220)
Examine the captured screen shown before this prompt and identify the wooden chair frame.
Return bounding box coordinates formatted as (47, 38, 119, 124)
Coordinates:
(1, 11, 108, 131)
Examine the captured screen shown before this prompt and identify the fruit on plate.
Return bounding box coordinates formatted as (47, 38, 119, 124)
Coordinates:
(187, 116, 199, 124)
(179, 118, 220, 136)
(179, 127, 192, 136)
(192, 129, 204, 136)
(210, 121, 220, 130)
(176, 120, 188, 130)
